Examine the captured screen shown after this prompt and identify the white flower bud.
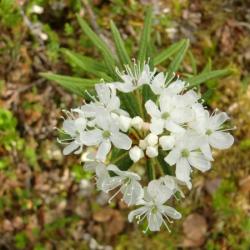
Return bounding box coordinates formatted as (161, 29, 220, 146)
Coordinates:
(139, 139, 148, 150)
(146, 146, 158, 158)
(131, 116, 144, 130)
(119, 115, 131, 132)
(145, 133, 158, 146)
(159, 135, 175, 150)
(129, 146, 144, 162)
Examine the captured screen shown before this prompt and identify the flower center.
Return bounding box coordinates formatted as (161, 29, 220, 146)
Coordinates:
(206, 129, 212, 135)
(181, 149, 189, 158)
(161, 112, 170, 120)
(102, 130, 111, 139)
(151, 206, 158, 214)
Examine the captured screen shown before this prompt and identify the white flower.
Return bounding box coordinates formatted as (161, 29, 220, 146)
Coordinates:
(129, 146, 144, 162)
(150, 73, 186, 95)
(164, 133, 211, 186)
(139, 139, 148, 150)
(112, 63, 154, 93)
(82, 115, 132, 162)
(145, 93, 193, 135)
(101, 165, 143, 206)
(190, 108, 234, 160)
(128, 180, 181, 232)
(59, 111, 87, 155)
(146, 146, 158, 158)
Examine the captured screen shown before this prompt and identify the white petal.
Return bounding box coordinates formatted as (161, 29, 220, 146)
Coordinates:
(150, 118, 164, 135)
(188, 152, 211, 172)
(161, 205, 182, 219)
(148, 211, 163, 231)
(164, 120, 185, 133)
(81, 129, 102, 146)
(165, 79, 185, 95)
(111, 132, 132, 150)
(209, 112, 230, 130)
(118, 115, 131, 132)
(164, 148, 181, 165)
(145, 133, 158, 146)
(200, 142, 213, 161)
(128, 206, 148, 222)
(95, 84, 110, 105)
(96, 140, 111, 162)
(175, 158, 191, 184)
(151, 72, 165, 94)
(145, 100, 161, 118)
(209, 131, 234, 149)
(159, 135, 175, 150)
(122, 180, 144, 206)
(63, 141, 79, 155)
(63, 120, 76, 136)
(115, 82, 135, 93)
(171, 107, 193, 123)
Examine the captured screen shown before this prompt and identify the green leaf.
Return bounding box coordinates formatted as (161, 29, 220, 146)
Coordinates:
(76, 15, 117, 78)
(166, 39, 189, 81)
(188, 50, 197, 74)
(119, 92, 141, 117)
(153, 39, 185, 66)
(62, 49, 112, 80)
(110, 20, 131, 67)
(41, 72, 98, 96)
(138, 6, 153, 66)
(111, 149, 133, 171)
(187, 69, 232, 87)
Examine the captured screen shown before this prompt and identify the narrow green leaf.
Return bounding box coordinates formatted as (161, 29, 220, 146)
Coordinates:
(138, 6, 153, 66)
(187, 69, 232, 87)
(110, 20, 131, 67)
(119, 92, 141, 117)
(62, 49, 112, 81)
(77, 15, 117, 77)
(153, 39, 185, 66)
(188, 50, 197, 75)
(201, 58, 212, 73)
(166, 39, 189, 81)
(41, 72, 98, 96)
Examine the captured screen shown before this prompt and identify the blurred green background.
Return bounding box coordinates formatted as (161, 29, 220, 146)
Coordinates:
(0, 0, 250, 249)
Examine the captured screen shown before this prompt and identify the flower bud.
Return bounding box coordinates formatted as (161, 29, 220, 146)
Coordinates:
(129, 146, 144, 162)
(131, 116, 144, 130)
(159, 135, 175, 150)
(146, 146, 158, 158)
(139, 139, 148, 150)
(119, 115, 131, 132)
(145, 133, 158, 146)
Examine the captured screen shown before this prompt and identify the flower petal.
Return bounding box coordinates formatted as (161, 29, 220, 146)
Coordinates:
(128, 206, 148, 223)
(150, 118, 164, 135)
(188, 152, 211, 172)
(96, 140, 111, 162)
(209, 131, 234, 149)
(111, 132, 132, 150)
(175, 158, 191, 184)
(161, 205, 182, 219)
(145, 100, 161, 118)
(63, 141, 79, 155)
(164, 148, 181, 165)
(209, 112, 230, 130)
(81, 129, 102, 146)
(122, 180, 144, 206)
(148, 211, 163, 231)
(151, 72, 165, 94)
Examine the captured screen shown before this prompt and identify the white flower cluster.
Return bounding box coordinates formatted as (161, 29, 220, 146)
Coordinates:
(59, 63, 234, 232)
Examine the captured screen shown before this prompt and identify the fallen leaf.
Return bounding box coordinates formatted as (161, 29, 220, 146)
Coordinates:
(182, 213, 208, 247)
(239, 176, 250, 193)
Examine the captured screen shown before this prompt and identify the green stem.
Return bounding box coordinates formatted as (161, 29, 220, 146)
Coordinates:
(146, 158, 155, 181)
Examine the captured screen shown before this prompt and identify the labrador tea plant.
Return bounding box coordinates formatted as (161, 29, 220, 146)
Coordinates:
(42, 8, 234, 233)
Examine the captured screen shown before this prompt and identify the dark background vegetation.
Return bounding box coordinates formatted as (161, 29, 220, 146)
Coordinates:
(0, 0, 250, 249)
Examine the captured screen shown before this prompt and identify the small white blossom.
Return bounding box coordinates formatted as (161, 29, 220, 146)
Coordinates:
(145, 133, 158, 146)
(131, 116, 144, 130)
(129, 146, 144, 163)
(159, 135, 175, 150)
(146, 146, 158, 158)
(128, 180, 181, 232)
